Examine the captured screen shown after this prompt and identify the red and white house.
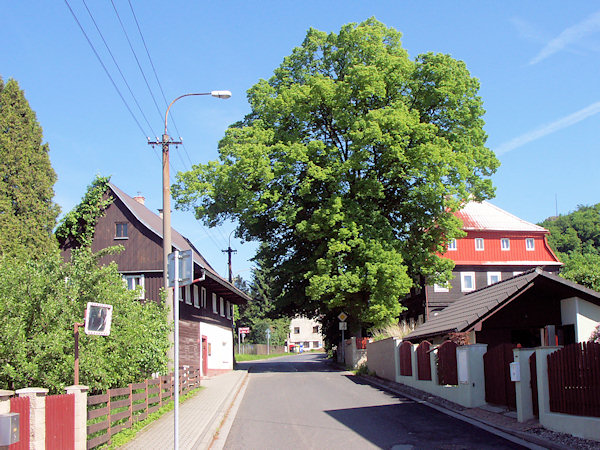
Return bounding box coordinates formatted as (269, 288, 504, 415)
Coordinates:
(403, 200, 562, 322)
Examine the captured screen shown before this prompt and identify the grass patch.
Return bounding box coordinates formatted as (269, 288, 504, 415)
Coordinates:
(102, 387, 203, 449)
(235, 352, 291, 361)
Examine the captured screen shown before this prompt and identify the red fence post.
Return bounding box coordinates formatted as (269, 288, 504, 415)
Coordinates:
(8, 394, 29, 450)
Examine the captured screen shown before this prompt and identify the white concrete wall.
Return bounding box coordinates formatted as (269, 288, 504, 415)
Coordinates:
(366, 338, 399, 381)
(200, 322, 233, 371)
(561, 297, 600, 342)
(395, 343, 488, 408)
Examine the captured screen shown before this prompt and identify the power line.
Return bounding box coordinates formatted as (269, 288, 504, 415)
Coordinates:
(81, 0, 156, 136)
(126, 0, 194, 168)
(109, 0, 164, 124)
(63, 0, 149, 138)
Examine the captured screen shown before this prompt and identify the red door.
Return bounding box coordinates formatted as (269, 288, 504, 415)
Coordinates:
(201, 336, 208, 375)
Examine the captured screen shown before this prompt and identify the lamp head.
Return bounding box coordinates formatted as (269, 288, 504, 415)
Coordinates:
(211, 90, 232, 99)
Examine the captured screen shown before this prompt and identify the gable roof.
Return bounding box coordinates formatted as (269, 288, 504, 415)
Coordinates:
(108, 183, 251, 302)
(455, 201, 548, 233)
(406, 268, 600, 341)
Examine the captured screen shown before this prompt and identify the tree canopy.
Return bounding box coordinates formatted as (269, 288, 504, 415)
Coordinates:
(540, 203, 600, 292)
(0, 77, 60, 256)
(173, 19, 499, 334)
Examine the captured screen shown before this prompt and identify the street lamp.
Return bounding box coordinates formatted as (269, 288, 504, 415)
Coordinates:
(151, 91, 232, 300)
(149, 90, 231, 450)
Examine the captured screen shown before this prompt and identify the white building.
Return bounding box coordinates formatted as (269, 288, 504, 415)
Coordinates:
(288, 317, 323, 351)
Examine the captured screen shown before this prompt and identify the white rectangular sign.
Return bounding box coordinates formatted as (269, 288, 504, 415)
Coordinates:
(168, 250, 194, 287)
(339, 321, 347, 331)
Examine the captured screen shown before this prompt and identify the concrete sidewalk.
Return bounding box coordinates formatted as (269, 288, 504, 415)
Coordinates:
(120, 369, 248, 450)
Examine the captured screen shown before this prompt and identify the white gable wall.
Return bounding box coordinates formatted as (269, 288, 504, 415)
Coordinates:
(560, 297, 600, 342)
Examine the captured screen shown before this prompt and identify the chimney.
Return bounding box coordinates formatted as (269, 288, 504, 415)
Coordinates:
(158, 208, 163, 219)
(133, 192, 145, 205)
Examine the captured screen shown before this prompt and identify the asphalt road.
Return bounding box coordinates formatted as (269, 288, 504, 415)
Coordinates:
(224, 353, 528, 449)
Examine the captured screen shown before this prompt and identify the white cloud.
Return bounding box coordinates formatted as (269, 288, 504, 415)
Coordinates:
(530, 10, 600, 64)
(495, 101, 600, 156)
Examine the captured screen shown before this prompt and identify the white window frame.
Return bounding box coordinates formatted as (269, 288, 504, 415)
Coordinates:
(461, 272, 476, 292)
(179, 287, 184, 302)
(487, 272, 501, 286)
(226, 300, 231, 319)
(123, 274, 145, 299)
(201, 287, 207, 308)
(447, 239, 457, 251)
(526, 238, 535, 251)
(193, 285, 199, 308)
(433, 282, 450, 293)
(220, 297, 225, 317)
(501, 238, 510, 251)
(185, 285, 192, 305)
(212, 293, 218, 314)
(475, 238, 484, 251)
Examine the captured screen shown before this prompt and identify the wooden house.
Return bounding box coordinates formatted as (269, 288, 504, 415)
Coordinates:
(60, 183, 250, 376)
(403, 201, 562, 322)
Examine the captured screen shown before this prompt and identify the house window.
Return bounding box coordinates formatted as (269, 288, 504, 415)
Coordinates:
(447, 239, 457, 251)
(212, 293, 218, 314)
(303, 341, 310, 348)
(193, 285, 199, 308)
(434, 283, 450, 293)
(294, 327, 300, 334)
(461, 272, 476, 292)
(201, 287, 207, 308)
(475, 238, 484, 251)
(487, 272, 501, 285)
(313, 341, 320, 348)
(313, 326, 319, 334)
(179, 287, 184, 302)
(115, 222, 128, 239)
(124, 274, 144, 299)
(226, 301, 231, 319)
(220, 297, 225, 317)
(185, 285, 192, 305)
(501, 238, 510, 250)
(526, 238, 535, 251)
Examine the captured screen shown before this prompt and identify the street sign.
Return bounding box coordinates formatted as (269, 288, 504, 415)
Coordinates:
(339, 321, 347, 331)
(84, 302, 113, 336)
(239, 327, 250, 334)
(167, 250, 193, 287)
(338, 312, 348, 322)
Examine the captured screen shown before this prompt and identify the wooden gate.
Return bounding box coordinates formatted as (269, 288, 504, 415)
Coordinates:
(529, 352, 538, 417)
(416, 341, 432, 381)
(398, 341, 412, 376)
(483, 343, 516, 408)
(437, 341, 458, 385)
(547, 342, 600, 417)
(9, 396, 29, 449)
(46, 394, 74, 450)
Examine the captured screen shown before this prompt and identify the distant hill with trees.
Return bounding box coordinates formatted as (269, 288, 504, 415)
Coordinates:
(540, 203, 600, 292)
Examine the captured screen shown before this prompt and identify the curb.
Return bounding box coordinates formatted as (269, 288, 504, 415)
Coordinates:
(195, 370, 249, 449)
(357, 374, 567, 450)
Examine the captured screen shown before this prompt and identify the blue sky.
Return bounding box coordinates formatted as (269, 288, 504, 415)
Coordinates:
(4, 2, 600, 280)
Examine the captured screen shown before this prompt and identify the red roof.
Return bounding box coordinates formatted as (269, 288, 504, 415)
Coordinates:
(441, 201, 562, 266)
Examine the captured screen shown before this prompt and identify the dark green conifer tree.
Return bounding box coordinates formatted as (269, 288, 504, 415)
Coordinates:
(0, 77, 60, 256)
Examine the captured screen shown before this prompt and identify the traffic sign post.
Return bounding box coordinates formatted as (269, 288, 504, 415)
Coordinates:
(338, 312, 348, 363)
(266, 328, 271, 355)
(238, 327, 249, 354)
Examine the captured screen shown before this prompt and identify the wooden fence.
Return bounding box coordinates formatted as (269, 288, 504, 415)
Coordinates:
(355, 338, 368, 350)
(416, 341, 432, 381)
(399, 341, 412, 376)
(547, 342, 600, 418)
(46, 394, 75, 449)
(483, 343, 516, 409)
(9, 396, 30, 450)
(437, 341, 458, 385)
(87, 368, 201, 449)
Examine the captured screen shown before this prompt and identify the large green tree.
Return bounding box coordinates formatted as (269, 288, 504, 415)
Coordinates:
(540, 203, 600, 291)
(174, 19, 498, 335)
(0, 77, 60, 256)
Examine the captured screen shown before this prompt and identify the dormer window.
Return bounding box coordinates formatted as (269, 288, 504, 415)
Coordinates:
(526, 238, 535, 251)
(475, 238, 484, 251)
(447, 239, 457, 251)
(501, 238, 510, 250)
(115, 222, 128, 239)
